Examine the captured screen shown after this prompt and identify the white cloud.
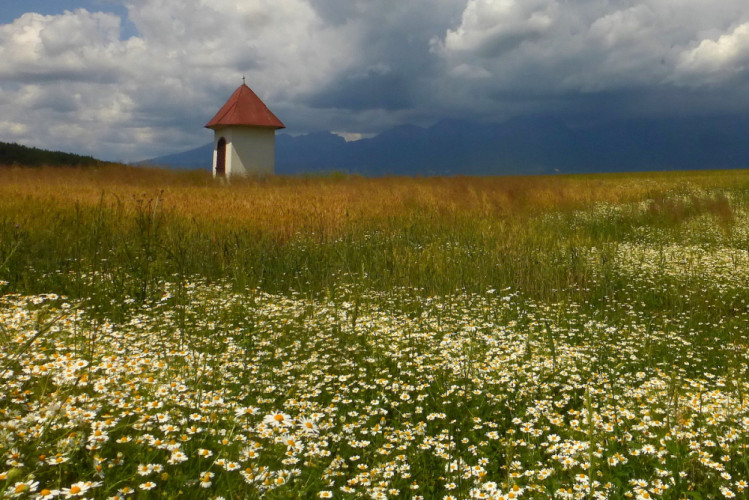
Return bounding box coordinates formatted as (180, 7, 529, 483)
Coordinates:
(0, 10, 126, 81)
(1, 0, 749, 162)
(0, 121, 29, 138)
(676, 23, 749, 84)
(123, 0, 352, 97)
(0, 1, 355, 161)
(443, 0, 559, 55)
(331, 131, 376, 142)
(432, 0, 749, 110)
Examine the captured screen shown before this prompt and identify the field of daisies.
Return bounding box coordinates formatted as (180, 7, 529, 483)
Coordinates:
(1, 168, 749, 499)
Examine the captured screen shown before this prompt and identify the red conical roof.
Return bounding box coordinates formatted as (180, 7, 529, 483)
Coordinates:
(205, 84, 285, 129)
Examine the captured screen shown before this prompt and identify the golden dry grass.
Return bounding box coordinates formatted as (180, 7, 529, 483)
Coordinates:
(3, 165, 748, 241)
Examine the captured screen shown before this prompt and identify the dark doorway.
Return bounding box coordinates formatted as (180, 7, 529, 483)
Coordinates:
(216, 137, 226, 177)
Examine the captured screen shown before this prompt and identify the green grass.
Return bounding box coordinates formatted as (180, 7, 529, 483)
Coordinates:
(1, 167, 749, 499)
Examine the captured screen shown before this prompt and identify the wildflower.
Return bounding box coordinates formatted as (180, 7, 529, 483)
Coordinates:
(87, 429, 109, 445)
(298, 417, 319, 435)
(263, 411, 292, 428)
(117, 486, 135, 496)
(199, 472, 215, 488)
(168, 451, 188, 464)
(222, 461, 241, 472)
(720, 486, 735, 498)
(46, 455, 69, 466)
(319, 492, 333, 498)
(159, 424, 179, 434)
(197, 448, 214, 458)
(8, 480, 39, 497)
(35, 489, 60, 500)
(136, 464, 153, 476)
(235, 406, 260, 417)
(60, 481, 101, 498)
(279, 434, 302, 451)
(139, 482, 157, 491)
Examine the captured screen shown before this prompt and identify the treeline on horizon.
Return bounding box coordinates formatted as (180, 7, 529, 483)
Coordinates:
(0, 141, 101, 167)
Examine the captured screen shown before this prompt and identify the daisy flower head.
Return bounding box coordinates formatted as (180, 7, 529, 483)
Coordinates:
(279, 434, 301, 450)
(136, 464, 153, 476)
(263, 411, 292, 428)
(35, 488, 60, 499)
(199, 471, 215, 488)
(222, 461, 241, 472)
(139, 482, 157, 491)
(720, 486, 735, 498)
(9, 480, 39, 497)
(319, 491, 333, 498)
(46, 455, 69, 466)
(60, 481, 101, 498)
(235, 406, 260, 418)
(298, 417, 319, 435)
(117, 486, 135, 496)
(168, 451, 188, 464)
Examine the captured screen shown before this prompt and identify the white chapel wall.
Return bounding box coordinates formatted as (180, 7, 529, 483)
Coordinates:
(211, 127, 277, 177)
(228, 127, 276, 176)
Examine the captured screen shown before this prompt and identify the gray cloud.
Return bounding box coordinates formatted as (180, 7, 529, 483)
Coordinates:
(0, 0, 748, 162)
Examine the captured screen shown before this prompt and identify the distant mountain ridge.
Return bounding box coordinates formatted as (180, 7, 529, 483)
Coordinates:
(139, 116, 749, 175)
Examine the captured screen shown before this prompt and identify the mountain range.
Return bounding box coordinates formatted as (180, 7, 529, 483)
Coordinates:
(139, 115, 749, 175)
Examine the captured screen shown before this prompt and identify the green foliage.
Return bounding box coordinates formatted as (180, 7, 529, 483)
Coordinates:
(0, 141, 101, 167)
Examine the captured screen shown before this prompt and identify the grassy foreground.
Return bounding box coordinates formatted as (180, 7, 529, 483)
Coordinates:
(1, 166, 748, 499)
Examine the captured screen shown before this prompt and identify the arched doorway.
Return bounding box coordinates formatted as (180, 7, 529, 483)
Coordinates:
(216, 137, 227, 177)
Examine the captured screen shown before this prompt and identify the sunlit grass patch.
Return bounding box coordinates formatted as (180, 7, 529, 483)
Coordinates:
(2, 167, 749, 498)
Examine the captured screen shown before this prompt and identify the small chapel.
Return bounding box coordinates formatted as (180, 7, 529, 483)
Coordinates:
(205, 80, 285, 178)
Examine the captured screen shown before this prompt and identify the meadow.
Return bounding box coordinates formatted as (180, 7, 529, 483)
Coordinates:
(1, 165, 748, 499)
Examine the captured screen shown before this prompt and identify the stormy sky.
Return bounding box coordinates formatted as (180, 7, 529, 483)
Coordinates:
(1, 0, 749, 162)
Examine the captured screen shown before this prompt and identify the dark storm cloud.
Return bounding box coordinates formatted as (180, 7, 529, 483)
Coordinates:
(1, 0, 749, 161)
(302, 0, 463, 113)
(307, 71, 412, 111)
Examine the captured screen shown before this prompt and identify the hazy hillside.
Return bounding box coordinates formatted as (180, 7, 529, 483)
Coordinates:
(137, 143, 213, 170)
(140, 115, 749, 175)
(0, 141, 101, 167)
